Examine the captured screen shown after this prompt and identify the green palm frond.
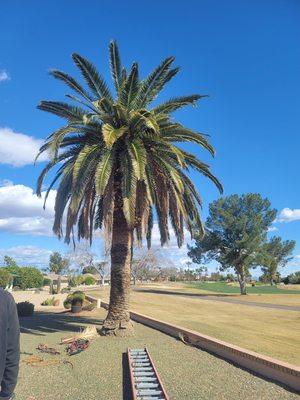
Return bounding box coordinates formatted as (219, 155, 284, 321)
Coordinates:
(37, 41, 222, 249)
(102, 124, 127, 148)
(153, 94, 206, 114)
(37, 101, 86, 122)
(160, 124, 215, 156)
(95, 150, 114, 195)
(135, 56, 175, 107)
(123, 62, 139, 106)
(129, 139, 147, 180)
(49, 69, 93, 102)
(72, 53, 112, 101)
(109, 40, 122, 92)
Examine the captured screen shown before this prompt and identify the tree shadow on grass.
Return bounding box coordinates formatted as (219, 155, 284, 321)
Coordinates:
(134, 288, 238, 298)
(19, 311, 105, 336)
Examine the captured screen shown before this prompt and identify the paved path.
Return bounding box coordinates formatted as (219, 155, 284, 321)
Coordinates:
(135, 289, 300, 311)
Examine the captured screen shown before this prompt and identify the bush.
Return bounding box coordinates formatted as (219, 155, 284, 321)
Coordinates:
(61, 287, 71, 294)
(63, 291, 85, 309)
(68, 277, 77, 287)
(43, 278, 51, 286)
(17, 267, 44, 290)
(17, 301, 34, 317)
(0, 269, 11, 288)
(72, 290, 85, 304)
(84, 276, 96, 285)
(41, 297, 59, 306)
(63, 298, 72, 309)
(282, 271, 300, 285)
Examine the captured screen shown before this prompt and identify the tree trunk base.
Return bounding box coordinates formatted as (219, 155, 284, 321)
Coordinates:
(99, 318, 134, 337)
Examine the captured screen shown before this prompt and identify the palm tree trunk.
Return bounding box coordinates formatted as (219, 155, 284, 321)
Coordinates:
(101, 171, 134, 336)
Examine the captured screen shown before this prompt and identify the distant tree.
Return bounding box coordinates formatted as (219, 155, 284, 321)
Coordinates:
(259, 237, 295, 285)
(195, 266, 205, 280)
(82, 265, 98, 274)
(3, 256, 19, 275)
(48, 252, 70, 292)
(225, 273, 236, 282)
(94, 261, 110, 285)
(210, 271, 226, 281)
(17, 267, 44, 290)
(131, 249, 160, 284)
(68, 243, 109, 286)
(0, 269, 11, 289)
(188, 194, 276, 295)
(49, 252, 70, 275)
(283, 271, 300, 284)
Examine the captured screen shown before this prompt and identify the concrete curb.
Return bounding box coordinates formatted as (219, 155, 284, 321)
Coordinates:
(88, 295, 300, 392)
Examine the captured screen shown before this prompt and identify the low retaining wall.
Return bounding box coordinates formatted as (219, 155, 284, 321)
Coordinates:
(89, 296, 300, 392)
(85, 295, 101, 309)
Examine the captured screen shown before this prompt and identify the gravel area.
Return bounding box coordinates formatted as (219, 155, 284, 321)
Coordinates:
(12, 291, 68, 310)
(16, 309, 299, 400)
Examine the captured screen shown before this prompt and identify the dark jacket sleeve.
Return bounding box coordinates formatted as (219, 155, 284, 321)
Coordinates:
(0, 294, 20, 398)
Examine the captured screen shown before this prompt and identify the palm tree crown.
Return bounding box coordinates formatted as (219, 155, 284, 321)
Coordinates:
(37, 41, 222, 248)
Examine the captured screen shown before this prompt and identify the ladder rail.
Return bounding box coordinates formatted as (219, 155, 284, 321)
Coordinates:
(145, 348, 170, 400)
(128, 348, 138, 400)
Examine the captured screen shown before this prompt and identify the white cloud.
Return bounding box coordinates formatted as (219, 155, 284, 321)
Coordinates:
(268, 226, 278, 232)
(0, 246, 52, 267)
(0, 70, 10, 82)
(0, 183, 56, 236)
(0, 127, 49, 167)
(287, 255, 300, 269)
(277, 208, 300, 223)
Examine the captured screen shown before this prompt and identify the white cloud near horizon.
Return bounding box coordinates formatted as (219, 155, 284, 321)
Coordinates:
(287, 255, 300, 269)
(0, 127, 49, 167)
(0, 70, 10, 82)
(276, 208, 300, 223)
(0, 245, 52, 267)
(0, 183, 56, 236)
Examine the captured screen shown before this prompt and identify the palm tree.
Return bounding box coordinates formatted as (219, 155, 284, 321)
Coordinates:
(36, 41, 223, 336)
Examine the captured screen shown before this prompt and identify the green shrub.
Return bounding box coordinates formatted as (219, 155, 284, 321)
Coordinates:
(63, 291, 85, 309)
(0, 269, 11, 288)
(68, 277, 77, 287)
(17, 267, 44, 290)
(17, 301, 34, 317)
(84, 276, 96, 285)
(41, 297, 59, 306)
(63, 298, 72, 309)
(72, 290, 85, 303)
(43, 278, 52, 286)
(76, 275, 85, 285)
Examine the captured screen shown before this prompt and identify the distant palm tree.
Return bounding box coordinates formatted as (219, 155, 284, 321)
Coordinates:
(36, 41, 222, 336)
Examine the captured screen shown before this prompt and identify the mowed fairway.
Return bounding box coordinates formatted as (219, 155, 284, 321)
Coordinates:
(87, 283, 300, 365)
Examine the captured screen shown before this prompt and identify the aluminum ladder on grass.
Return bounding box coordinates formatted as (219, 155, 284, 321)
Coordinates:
(128, 348, 169, 400)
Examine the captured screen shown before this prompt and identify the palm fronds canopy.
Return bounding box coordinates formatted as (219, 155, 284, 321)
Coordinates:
(37, 41, 222, 248)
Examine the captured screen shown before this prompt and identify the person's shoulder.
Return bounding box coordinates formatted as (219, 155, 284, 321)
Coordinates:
(0, 288, 15, 305)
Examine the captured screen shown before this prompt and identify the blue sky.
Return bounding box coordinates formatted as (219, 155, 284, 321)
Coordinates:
(0, 0, 299, 274)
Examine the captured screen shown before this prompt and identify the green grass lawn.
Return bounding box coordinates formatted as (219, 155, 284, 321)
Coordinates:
(189, 281, 300, 294)
(87, 284, 300, 364)
(17, 309, 299, 400)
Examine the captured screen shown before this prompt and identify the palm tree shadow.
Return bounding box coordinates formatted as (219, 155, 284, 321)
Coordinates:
(19, 311, 104, 336)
